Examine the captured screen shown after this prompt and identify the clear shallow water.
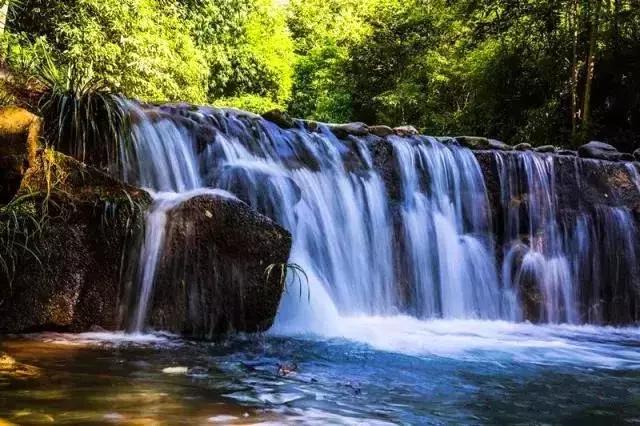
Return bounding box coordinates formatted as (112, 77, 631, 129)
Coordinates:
(2, 320, 640, 424)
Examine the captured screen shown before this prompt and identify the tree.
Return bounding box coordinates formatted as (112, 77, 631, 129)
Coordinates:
(176, 0, 295, 110)
(10, 0, 209, 103)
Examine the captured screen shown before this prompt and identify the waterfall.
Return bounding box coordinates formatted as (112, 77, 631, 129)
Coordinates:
(117, 102, 640, 332)
(494, 151, 578, 323)
(391, 137, 507, 319)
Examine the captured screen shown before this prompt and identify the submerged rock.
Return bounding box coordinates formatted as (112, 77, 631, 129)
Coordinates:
(0, 149, 150, 333)
(147, 194, 292, 337)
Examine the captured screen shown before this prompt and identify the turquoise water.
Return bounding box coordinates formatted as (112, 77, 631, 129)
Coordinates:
(2, 320, 640, 424)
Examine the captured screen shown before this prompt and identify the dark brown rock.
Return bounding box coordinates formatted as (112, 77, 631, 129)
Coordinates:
(455, 136, 490, 149)
(0, 149, 150, 333)
(578, 141, 622, 162)
(148, 194, 292, 337)
(369, 125, 394, 137)
(262, 109, 295, 129)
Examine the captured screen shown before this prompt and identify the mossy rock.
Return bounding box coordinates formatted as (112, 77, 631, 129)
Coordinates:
(0, 149, 150, 333)
(0, 107, 41, 164)
(0, 107, 43, 203)
(19, 148, 150, 207)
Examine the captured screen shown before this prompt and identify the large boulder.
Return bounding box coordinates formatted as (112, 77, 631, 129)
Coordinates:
(145, 193, 292, 338)
(0, 149, 150, 333)
(578, 141, 623, 162)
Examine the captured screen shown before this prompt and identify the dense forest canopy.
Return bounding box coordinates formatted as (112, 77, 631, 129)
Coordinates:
(2, 0, 639, 149)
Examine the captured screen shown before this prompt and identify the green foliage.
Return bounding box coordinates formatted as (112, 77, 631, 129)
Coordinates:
(34, 47, 131, 169)
(217, 94, 282, 115)
(286, 0, 373, 122)
(177, 0, 294, 110)
(0, 194, 45, 305)
(287, 0, 640, 149)
(11, 0, 208, 103)
(4, 0, 640, 148)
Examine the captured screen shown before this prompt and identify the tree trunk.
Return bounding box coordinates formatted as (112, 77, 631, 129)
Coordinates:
(570, 0, 580, 144)
(581, 0, 602, 139)
(0, 1, 9, 34)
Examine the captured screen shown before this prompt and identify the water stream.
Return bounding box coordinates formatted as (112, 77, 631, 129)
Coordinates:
(2, 103, 640, 423)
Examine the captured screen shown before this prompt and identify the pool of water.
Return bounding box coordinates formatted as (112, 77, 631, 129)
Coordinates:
(2, 319, 640, 424)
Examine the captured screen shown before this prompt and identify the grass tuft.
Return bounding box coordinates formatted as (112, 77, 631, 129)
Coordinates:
(265, 262, 310, 302)
(34, 47, 130, 172)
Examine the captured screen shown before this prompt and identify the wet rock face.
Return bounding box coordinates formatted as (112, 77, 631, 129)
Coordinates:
(148, 194, 292, 338)
(0, 150, 150, 333)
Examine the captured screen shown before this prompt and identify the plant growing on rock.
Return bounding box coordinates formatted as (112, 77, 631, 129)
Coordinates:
(265, 262, 310, 302)
(0, 193, 45, 306)
(34, 48, 131, 171)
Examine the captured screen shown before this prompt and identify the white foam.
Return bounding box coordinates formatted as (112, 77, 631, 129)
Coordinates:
(272, 316, 640, 370)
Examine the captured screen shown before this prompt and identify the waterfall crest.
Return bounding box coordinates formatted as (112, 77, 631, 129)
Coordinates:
(118, 103, 640, 331)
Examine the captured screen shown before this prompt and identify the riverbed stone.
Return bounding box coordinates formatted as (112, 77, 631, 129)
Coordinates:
(488, 139, 513, 151)
(534, 145, 556, 153)
(394, 126, 419, 137)
(328, 122, 369, 138)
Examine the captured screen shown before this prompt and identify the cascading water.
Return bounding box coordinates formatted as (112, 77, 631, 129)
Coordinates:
(116, 101, 640, 334)
(391, 136, 508, 319)
(494, 151, 578, 323)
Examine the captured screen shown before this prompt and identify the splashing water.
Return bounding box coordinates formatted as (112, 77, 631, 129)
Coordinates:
(117, 102, 640, 337)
